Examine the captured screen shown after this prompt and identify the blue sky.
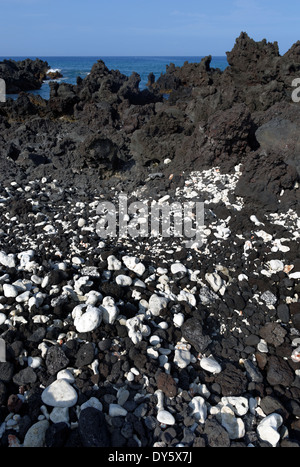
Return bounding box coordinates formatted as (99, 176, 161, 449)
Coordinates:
(0, 0, 299, 56)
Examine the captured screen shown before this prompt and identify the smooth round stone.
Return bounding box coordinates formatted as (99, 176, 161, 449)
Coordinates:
(257, 413, 283, 447)
(149, 294, 168, 317)
(171, 263, 187, 276)
(109, 404, 127, 417)
(72, 304, 103, 333)
(78, 218, 86, 227)
(41, 378, 78, 407)
(0, 252, 16, 268)
(27, 356, 42, 369)
(200, 356, 222, 374)
(23, 420, 49, 447)
(3, 284, 18, 298)
(173, 313, 184, 328)
(115, 274, 132, 286)
(157, 410, 175, 426)
(174, 348, 191, 369)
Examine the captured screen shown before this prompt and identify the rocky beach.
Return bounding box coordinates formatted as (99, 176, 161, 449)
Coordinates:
(0, 32, 299, 448)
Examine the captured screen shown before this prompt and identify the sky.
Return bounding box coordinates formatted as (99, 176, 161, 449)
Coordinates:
(0, 0, 299, 56)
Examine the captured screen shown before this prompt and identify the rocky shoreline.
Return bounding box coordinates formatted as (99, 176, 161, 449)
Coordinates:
(0, 32, 299, 448)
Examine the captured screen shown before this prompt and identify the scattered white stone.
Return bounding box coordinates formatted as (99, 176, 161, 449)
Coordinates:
(250, 215, 264, 226)
(15, 291, 31, 303)
(41, 379, 78, 407)
(27, 356, 42, 369)
(126, 315, 151, 344)
(261, 290, 277, 306)
(268, 260, 284, 273)
(205, 272, 224, 293)
(200, 356, 222, 374)
(101, 296, 119, 324)
(221, 397, 249, 416)
(148, 294, 168, 316)
(189, 396, 207, 423)
(23, 419, 49, 447)
(257, 413, 283, 447)
(174, 348, 191, 369)
(3, 284, 18, 298)
(109, 404, 127, 417)
(107, 255, 122, 271)
(173, 313, 184, 328)
(72, 304, 103, 333)
(170, 263, 187, 276)
(291, 346, 300, 363)
(122, 256, 145, 276)
(214, 224, 231, 239)
(116, 274, 132, 286)
(257, 339, 268, 353)
(289, 271, 300, 280)
(72, 256, 84, 265)
(0, 251, 16, 269)
(157, 410, 175, 426)
(78, 218, 86, 227)
(220, 406, 245, 439)
(149, 335, 161, 346)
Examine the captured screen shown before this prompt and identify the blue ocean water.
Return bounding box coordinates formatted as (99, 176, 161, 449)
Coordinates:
(0, 56, 228, 100)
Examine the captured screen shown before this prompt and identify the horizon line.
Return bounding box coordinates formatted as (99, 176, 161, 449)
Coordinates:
(0, 54, 228, 58)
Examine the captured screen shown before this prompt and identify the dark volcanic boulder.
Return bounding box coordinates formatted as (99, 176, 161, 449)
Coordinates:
(0, 58, 49, 93)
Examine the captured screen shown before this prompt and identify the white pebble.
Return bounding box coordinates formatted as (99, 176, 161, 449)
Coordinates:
(148, 294, 168, 317)
(27, 356, 42, 369)
(0, 251, 16, 269)
(41, 379, 78, 407)
(221, 396, 249, 416)
(72, 304, 103, 333)
(174, 348, 191, 369)
(115, 274, 132, 286)
(220, 406, 245, 439)
(257, 413, 283, 447)
(189, 396, 207, 423)
(122, 256, 145, 276)
(78, 218, 86, 227)
(3, 284, 18, 298)
(173, 313, 184, 328)
(171, 263, 187, 276)
(109, 404, 127, 417)
(107, 255, 122, 271)
(200, 356, 222, 374)
(205, 272, 224, 293)
(157, 410, 175, 426)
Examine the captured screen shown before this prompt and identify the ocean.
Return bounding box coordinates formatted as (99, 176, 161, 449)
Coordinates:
(0, 56, 228, 100)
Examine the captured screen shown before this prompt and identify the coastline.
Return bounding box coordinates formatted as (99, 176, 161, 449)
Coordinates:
(0, 32, 299, 449)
